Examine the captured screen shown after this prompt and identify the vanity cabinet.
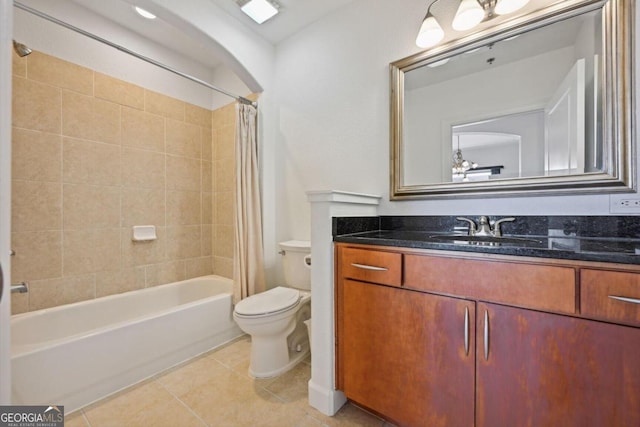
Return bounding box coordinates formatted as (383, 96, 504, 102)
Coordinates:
(477, 302, 640, 426)
(404, 254, 576, 314)
(335, 243, 640, 427)
(338, 278, 475, 426)
(580, 269, 640, 327)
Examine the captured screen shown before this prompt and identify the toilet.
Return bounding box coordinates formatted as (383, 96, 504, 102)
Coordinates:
(233, 240, 311, 378)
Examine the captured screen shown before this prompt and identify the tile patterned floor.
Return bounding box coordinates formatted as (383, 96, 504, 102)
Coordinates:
(64, 336, 390, 427)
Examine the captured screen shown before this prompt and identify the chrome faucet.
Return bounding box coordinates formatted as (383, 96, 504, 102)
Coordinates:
(475, 216, 493, 236)
(456, 216, 515, 237)
(456, 217, 477, 235)
(11, 282, 28, 293)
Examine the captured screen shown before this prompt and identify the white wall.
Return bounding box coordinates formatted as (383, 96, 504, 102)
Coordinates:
(274, 0, 418, 244)
(273, 0, 639, 246)
(211, 65, 253, 109)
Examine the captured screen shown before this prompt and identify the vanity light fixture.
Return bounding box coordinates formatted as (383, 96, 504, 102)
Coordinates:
(239, 0, 280, 24)
(452, 0, 485, 31)
(416, 0, 530, 48)
(133, 6, 156, 20)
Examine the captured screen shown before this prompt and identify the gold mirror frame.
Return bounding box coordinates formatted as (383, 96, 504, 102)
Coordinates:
(390, 0, 635, 200)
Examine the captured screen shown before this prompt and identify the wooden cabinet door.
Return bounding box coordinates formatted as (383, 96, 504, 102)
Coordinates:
(339, 279, 475, 427)
(477, 302, 640, 427)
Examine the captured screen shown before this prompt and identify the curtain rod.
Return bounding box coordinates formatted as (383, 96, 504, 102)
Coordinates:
(13, 1, 257, 107)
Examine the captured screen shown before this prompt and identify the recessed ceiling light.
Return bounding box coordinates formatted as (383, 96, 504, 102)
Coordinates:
(240, 0, 279, 24)
(134, 6, 156, 20)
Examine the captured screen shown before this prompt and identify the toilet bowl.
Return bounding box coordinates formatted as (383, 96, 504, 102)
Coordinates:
(233, 240, 311, 378)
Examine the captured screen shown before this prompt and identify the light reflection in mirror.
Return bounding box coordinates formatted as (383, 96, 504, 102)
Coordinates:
(402, 8, 602, 186)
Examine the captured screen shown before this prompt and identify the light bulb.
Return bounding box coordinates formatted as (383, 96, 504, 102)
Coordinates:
(416, 14, 445, 48)
(452, 0, 485, 31)
(495, 0, 530, 15)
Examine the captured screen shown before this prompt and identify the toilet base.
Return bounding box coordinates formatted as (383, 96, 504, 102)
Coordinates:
(248, 338, 310, 378)
(240, 296, 311, 379)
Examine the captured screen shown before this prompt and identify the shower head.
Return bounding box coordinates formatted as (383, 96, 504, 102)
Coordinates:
(13, 40, 32, 57)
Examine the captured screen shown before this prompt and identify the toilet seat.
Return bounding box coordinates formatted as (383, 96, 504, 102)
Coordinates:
(234, 287, 300, 318)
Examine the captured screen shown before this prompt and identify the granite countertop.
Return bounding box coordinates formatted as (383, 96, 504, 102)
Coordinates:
(333, 216, 640, 265)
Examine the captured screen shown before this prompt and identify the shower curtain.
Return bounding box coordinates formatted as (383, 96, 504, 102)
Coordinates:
(233, 103, 266, 303)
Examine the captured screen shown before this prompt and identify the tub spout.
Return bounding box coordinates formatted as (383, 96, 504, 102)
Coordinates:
(11, 282, 28, 293)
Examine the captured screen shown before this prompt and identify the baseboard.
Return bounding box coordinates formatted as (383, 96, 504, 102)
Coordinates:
(307, 379, 347, 416)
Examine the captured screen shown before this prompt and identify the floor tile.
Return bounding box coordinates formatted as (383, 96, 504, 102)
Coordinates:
(83, 381, 205, 427)
(303, 403, 386, 427)
(69, 335, 385, 426)
(209, 334, 251, 370)
(156, 353, 230, 397)
(63, 412, 90, 427)
(266, 362, 312, 403)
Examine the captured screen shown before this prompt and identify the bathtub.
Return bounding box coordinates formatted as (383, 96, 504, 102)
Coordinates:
(11, 275, 243, 412)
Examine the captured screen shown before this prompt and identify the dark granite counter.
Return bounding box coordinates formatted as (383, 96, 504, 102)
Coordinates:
(333, 216, 640, 265)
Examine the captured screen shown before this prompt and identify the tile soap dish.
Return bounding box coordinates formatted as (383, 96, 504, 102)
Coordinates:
(132, 225, 157, 241)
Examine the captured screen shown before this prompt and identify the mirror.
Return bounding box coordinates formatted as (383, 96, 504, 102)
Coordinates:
(390, 0, 635, 199)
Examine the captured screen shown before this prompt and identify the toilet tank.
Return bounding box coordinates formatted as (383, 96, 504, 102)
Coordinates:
(280, 240, 311, 290)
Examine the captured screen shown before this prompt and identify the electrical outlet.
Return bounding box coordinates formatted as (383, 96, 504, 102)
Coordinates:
(609, 195, 640, 213)
(619, 199, 640, 207)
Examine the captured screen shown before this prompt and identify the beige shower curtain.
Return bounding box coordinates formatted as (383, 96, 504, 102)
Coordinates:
(233, 103, 266, 303)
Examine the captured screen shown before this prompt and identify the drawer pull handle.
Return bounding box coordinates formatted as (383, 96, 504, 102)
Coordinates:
(484, 309, 490, 361)
(350, 263, 389, 272)
(464, 306, 470, 357)
(608, 295, 640, 305)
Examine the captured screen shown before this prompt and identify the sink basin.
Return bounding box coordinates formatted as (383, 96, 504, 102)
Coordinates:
(427, 234, 542, 246)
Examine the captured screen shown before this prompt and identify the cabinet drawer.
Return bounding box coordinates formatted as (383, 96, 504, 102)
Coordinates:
(581, 269, 640, 327)
(405, 254, 576, 314)
(339, 247, 402, 287)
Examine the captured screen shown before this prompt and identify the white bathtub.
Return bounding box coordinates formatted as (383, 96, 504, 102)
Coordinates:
(11, 275, 243, 412)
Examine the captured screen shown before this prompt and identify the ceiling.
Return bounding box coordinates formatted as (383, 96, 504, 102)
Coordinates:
(44, 0, 567, 79)
(68, 0, 356, 70)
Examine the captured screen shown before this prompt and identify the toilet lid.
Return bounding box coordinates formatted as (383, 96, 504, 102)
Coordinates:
(234, 287, 300, 316)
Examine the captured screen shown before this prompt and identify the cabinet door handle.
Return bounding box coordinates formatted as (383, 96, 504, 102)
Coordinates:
(464, 306, 470, 356)
(350, 263, 388, 271)
(608, 295, 640, 304)
(483, 309, 490, 361)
